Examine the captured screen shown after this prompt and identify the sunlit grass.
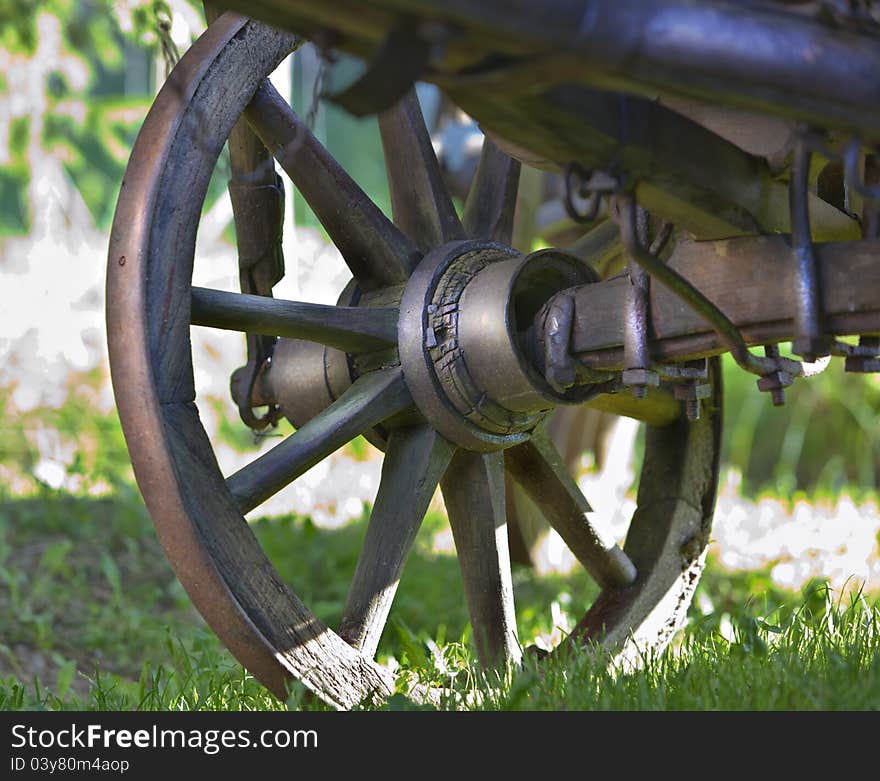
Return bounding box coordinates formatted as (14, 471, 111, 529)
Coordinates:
(2, 346, 879, 711)
(2, 478, 879, 711)
(4, 579, 879, 711)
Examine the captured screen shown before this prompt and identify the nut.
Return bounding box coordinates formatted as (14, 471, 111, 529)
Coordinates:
(756, 370, 794, 392)
(622, 367, 660, 400)
(756, 369, 792, 407)
(672, 382, 712, 401)
(845, 356, 880, 373)
(622, 368, 660, 388)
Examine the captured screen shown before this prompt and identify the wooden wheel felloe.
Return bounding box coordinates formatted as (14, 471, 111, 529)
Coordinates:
(107, 13, 722, 708)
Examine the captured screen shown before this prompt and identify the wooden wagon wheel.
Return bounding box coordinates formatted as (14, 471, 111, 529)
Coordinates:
(107, 13, 722, 708)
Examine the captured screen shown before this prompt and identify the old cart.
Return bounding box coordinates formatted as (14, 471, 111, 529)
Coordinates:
(107, 1, 880, 707)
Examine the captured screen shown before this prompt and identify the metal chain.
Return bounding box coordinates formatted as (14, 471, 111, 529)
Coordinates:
(305, 54, 328, 131)
(155, 11, 181, 79)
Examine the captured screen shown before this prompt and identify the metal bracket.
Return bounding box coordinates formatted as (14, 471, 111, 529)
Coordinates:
(799, 131, 880, 373)
(228, 174, 286, 430)
(619, 197, 659, 399)
(789, 131, 832, 362)
(563, 162, 624, 224)
(325, 26, 434, 117)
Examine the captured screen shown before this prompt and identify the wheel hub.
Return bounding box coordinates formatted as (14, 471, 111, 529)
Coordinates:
(268, 239, 598, 452)
(399, 239, 596, 451)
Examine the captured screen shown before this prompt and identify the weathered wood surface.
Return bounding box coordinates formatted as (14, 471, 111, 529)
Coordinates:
(448, 83, 856, 241)
(504, 426, 637, 589)
(220, 1, 862, 240)
(462, 138, 521, 244)
(164, 402, 395, 707)
(190, 287, 398, 352)
(135, 20, 297, 407)
(244, 80, 420, 289)
(227, 368, 412, 513)
(109, 14, 394, 707)
(378, 89, 465, 252)
(585, 385, 681, 428)
(441, 450, 522, 669)
(339, 424, 455, 657)
(568, 360, 721, 659)
(570, 237, 880, 370)
(220, 0, 880, 138)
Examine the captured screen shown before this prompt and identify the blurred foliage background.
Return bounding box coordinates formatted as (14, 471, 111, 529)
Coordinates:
(1, 0, 879, 498)
(724, 351, 880, 499)
(0, 0, 169, 236)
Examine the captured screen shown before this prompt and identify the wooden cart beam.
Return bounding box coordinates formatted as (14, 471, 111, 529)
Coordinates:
(228, 0, 880, 139)
(565, 236, 880, 371)
(217, 1, 861, 241)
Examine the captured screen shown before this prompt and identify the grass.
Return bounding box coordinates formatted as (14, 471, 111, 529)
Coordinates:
(1, 367, 879, 711)
(397, 588, 880, 711)
(1, 480, 879, 711)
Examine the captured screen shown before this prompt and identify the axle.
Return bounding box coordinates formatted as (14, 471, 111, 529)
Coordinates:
(255, 234, 880, 440)
(548, 235, 880, 371)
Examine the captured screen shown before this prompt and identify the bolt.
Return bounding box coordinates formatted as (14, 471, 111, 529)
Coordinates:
(672, 382, 711, 421)
(622, 367, 659, 399)
(672, 383, 712, 401)
(758, 344, 791, 406)
(757, 370, 793, 406)
(845, 335, 880, 373)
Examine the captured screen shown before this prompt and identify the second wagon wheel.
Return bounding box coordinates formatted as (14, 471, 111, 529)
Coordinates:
(107, 14, 722, 708)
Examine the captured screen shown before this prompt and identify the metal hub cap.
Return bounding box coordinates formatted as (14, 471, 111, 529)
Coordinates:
(399, 239, 596, 451)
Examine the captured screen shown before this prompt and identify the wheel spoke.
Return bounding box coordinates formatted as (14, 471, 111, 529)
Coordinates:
(378, 89, 465, 252)
(338, 424, 455, 658)
(244, 80, 420, 289)
(441, 450, 521, 669)
(190, 287, 397, 353)
(504, 426, 637, 589)
(227, 368, 412, 514)
(461, 138, 521, 244)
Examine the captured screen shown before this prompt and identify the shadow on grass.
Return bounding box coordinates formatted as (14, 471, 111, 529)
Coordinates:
(248, 508, 602, 661)
(0, 488, 196, 696)
(3, 488, 879, 710)
(0, 488, 600, 704)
